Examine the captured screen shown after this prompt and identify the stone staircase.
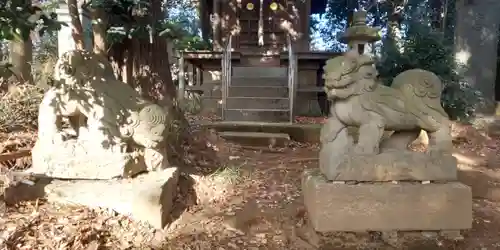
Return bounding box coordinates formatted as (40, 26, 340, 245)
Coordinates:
(224, 66, 291, 123)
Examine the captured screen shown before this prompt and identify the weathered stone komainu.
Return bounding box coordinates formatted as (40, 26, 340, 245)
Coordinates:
(30, 49, 172, 179)
(302, 46, 472, 233)
(19, 49, 180, 229)
(320, 49, 453, 179)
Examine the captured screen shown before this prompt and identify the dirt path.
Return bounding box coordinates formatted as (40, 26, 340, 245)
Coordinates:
(165, 144, 500, 250)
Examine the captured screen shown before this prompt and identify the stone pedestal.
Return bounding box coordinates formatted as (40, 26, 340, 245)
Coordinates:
(46, 168, 179, 229)
(302, 169, 472, 232)
(4, 168, 179, 229)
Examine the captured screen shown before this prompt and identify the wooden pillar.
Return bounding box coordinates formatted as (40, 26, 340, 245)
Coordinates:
(303, 0, 311, 51)
(258, 0, 264, 46)
(212, 0, 221, 50)
(294, 0, 310, 52)
(199, 0, 211, 42)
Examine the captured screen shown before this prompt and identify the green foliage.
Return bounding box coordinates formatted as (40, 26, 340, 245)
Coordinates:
(0, 1, 65, 42)
(158, 21, 210, 50)
(322, 0, 395, 50)
(376, 22, 483, 121)
(91, 0, 208, 51)
(89, 0, 152, 43)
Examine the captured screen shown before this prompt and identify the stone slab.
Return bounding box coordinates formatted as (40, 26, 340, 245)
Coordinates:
(302, 170, 472, 232)
(197, 121, 322, 143)
(44, 168, 179, 229)
(218, 131, 290, 146)
(320, 151, 458, 181)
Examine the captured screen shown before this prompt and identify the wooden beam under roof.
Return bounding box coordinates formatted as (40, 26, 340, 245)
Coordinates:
(200, 0, 327, 15)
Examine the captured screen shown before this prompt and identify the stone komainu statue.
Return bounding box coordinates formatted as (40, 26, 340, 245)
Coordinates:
(30, 50, 173, 179)
(319, 49, 453, 179)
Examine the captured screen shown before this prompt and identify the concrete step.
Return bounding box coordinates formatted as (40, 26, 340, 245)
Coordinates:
(231, 77, 287, 86)
(195, 120, 321, 143)
(225, 108, 290, 123)
(232, 66, 287, 78)
(218, 131, 290, 147)
(226, 97, 289, 110)
(227, 86, 288, 98)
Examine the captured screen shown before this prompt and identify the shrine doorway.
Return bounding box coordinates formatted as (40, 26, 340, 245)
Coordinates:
(237, 0, 291, 53)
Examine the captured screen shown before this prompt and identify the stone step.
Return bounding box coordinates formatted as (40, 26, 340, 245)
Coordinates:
(227, 86, 289, 98)
(225, 109, 290, 122)
(218, 131, 290, 146)
(231, 77, 288, 86)
(232, 66, 287, 78)
(226, 97, 290, 110)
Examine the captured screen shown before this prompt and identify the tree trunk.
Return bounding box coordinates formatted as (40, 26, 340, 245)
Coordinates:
(385, 2, 405, 51)
(345, 0, 359, 28)
(8, 0, 34, 85)
(91, 7, 108, 55)
(67, 0, 85, 50)
(198, 0, 211, 42)
(110, 0, 176, 102)
(443, 0, 455, 45)
(9, 38, 33, 84)
(430, 0, 444, 31)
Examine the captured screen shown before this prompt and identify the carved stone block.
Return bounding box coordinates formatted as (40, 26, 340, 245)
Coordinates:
(44, 168, 179, 229)
(302, 170, 472, 232)
(319, 150, 458, 181)
(29, 140, 147, 179)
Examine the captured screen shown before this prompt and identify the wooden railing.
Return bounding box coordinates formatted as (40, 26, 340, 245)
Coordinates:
(221, 35, 233, 120)
(177, 51, 185, 105)
(176, 51, 204, 108)
(286, 34, 297, 124)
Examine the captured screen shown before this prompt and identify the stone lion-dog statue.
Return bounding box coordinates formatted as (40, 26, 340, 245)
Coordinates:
(30, 50, 172, 179)
(319, 49, 453, 179)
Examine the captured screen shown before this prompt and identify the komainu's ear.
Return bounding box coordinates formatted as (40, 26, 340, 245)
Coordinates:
(67, 50, 86, 68)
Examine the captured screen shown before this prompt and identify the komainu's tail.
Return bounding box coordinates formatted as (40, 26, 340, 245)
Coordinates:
(391, 69, 449, 130)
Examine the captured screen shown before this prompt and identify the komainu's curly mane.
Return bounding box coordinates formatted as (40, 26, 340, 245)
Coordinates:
(322, 52, 379, 99)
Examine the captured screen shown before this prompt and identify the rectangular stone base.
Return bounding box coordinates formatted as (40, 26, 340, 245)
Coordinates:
(4, 168, 179, 229)
(44, 168, 179, 229)
(302, 170, 472, 232)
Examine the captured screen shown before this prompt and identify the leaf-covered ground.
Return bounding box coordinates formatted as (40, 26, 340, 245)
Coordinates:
(1, 117, 500, 249)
